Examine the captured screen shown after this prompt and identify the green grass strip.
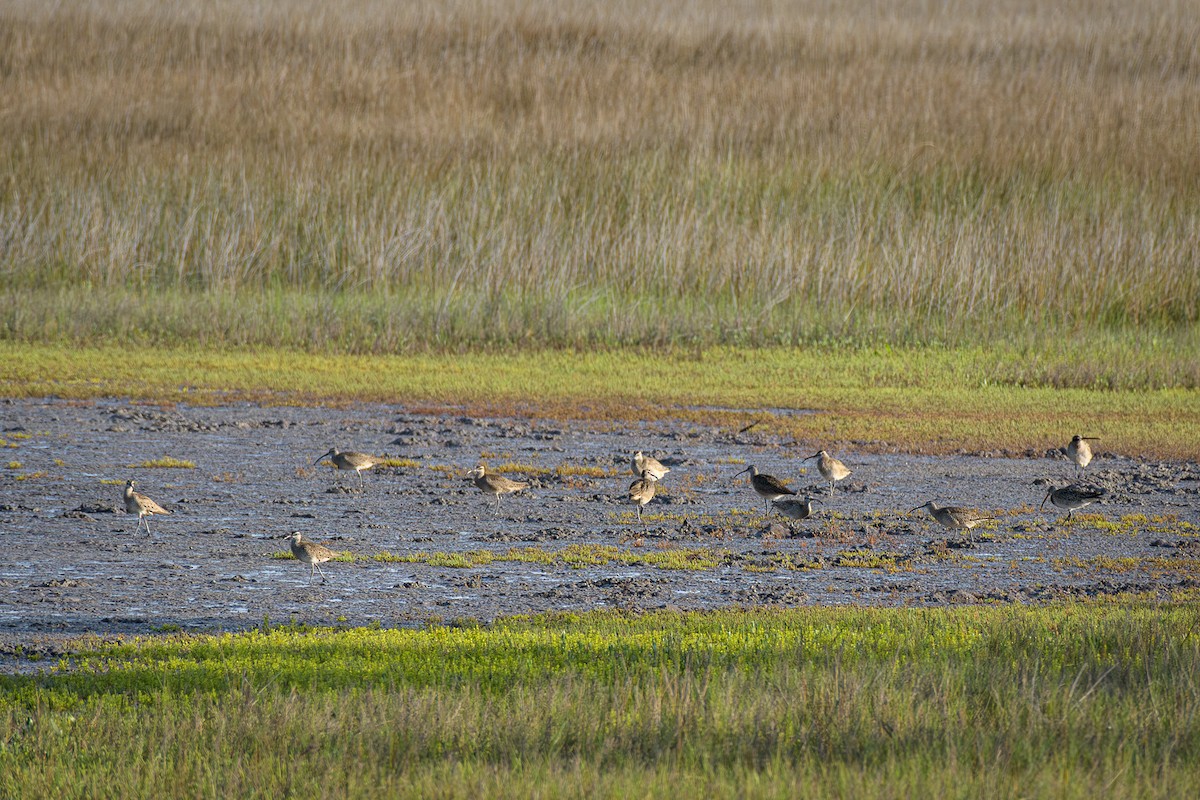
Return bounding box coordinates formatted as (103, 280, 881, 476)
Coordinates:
(2, 342, 1197, 457)
(2, 603, 1198, 798)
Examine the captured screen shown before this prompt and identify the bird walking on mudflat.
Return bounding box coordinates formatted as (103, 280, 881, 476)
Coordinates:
(910, 501, 996, 532)
(288, 532, 338, 582)
(773, 497, 816, 532)
(804, 450, 852, 496)
(632, 451, 670, 481)
(314, 448, 383, 488)
(628, 470, 659, 528)
(734, 465, 796, 512)
(1042, 484, 1105, 520)
(123, 479, 170, 536)
(468, 463, 530, 514)
(1066, 435, 1099, 474)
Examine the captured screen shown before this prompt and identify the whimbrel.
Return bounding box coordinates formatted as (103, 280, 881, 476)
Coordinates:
(123, 479, 170, 536)
(467, 463, 530, 514)
(288, 532, 337, 582)
(773, 497, 816, 531)
(314, 448, 382, 488)
(1042, 484, 1104, 520)
(632, 451, 670, 481)
(804, 450, 852, 496)
(628, 470, 659, 528)
(734, 465, 796, 512)
(1066, 436, 1098, 474)
(910, 501, 996, 532)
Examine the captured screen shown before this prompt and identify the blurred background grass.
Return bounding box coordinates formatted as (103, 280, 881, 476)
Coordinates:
(1, 0, 1197, 366)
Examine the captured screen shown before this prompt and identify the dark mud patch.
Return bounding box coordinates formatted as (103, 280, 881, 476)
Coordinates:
(1, 399, 1198, 664)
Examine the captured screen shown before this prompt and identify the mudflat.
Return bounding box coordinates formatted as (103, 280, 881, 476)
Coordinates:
(1, 399, 1197, 660)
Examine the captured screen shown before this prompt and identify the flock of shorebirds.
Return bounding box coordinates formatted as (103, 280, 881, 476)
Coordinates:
(121, 435, 1107, 583)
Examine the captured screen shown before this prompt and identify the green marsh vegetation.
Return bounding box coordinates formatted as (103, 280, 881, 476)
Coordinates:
(3, 342, 1197, 456)
(1, 0, 1197, 358)
(2, 604, 1199, 798)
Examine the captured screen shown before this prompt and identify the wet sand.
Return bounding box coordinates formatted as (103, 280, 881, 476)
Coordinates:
(1, 399, 1197, 664)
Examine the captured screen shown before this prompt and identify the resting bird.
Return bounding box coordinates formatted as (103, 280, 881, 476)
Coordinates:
(773, 497, 816, 532)
(1042, 484, 1105, 520)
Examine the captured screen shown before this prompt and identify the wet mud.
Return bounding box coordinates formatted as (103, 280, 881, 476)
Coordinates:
(1, 399, 1198, 665)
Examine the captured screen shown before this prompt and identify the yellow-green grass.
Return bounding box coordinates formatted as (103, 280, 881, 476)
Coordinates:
(127, 457, 196, 469)
(1, 1, 1198, 352)
(2, 603, 1198, 798)
(3, 342, 1198, 458)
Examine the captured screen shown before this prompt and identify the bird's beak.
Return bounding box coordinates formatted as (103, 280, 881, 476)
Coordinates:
(908, 505, 923, 513)
(1040, 492, 1050, 509)
(733, 467, 750, 480)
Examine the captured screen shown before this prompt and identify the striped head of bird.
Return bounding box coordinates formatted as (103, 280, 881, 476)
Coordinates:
(314, 448, 338, 465)
(910, 500, 935, 514)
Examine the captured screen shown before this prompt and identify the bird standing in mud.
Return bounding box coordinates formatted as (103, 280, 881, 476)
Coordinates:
(631, 451, 670, 481)
(773, 497, 816, 532)
(1066, 435, 1099, 474)
(123, 479, 171, 536)
(288, 532, 338, 582)
(1042, 484, 1105, 520)
(734, 465, 796, 512)
(468, 463, 530, 514)
(628, 470, 659, 528)
(910, 501, 996, 532)
(313, 447, 383, 489)
(804, 450, 852, 496)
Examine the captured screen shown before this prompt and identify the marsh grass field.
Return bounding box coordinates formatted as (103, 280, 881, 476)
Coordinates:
(1, 0, 1198, 353)
(3, 1, 1200, 796)
(3, 606, 1200, 798)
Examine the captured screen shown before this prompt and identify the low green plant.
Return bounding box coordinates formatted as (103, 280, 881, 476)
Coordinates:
(129, 457, 196, 469)
(1, 604, 1198, 798)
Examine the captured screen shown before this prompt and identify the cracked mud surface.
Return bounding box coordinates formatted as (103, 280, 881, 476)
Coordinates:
(1, 399, 1198, 666)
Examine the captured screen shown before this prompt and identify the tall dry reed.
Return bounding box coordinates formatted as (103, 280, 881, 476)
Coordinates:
(1, 0, 1197, 348)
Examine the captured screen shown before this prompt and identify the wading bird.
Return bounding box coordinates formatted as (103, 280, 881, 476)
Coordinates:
(1066, 435, 1099, 474)
(734, 465, 796, 512)
(804, 450, 852, 496)
(910, 500, 996, 532)
(628, 470, 659, 528)
(288, 532, 338, 582)
(123, 479, 170, 536)
(631, 451, 670, 481)
(468, 463, 530, 514)
(314, 448, 383, 489)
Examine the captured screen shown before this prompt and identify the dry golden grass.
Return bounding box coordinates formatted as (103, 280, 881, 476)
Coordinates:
(1, 0, 1197, 347)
